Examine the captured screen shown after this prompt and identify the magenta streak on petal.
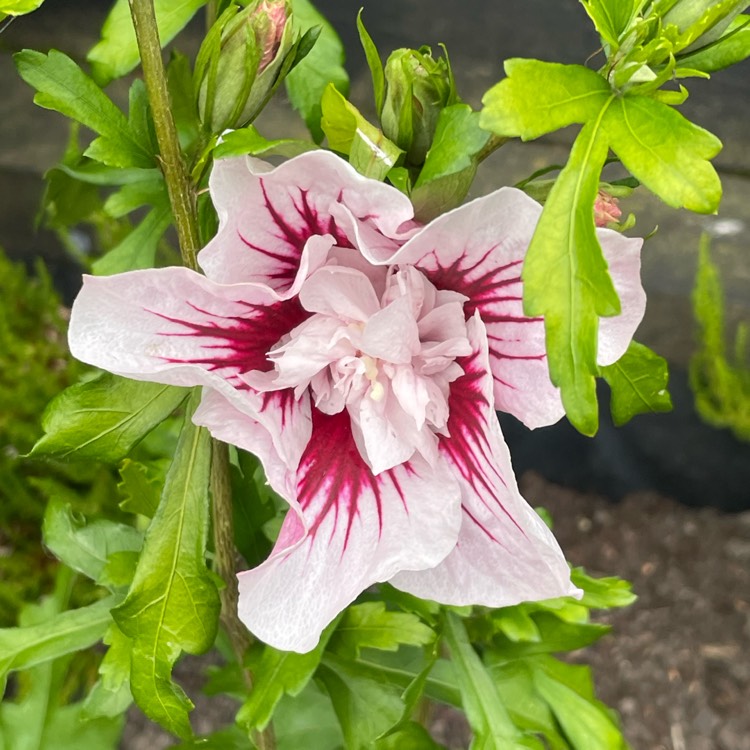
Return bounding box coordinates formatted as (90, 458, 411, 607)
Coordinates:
(148, 297, 307, 386)
(441, 349, 525, 541)
(241, 180, 353, 288)
(260, 390, 297, 428)
(296, 409, 407, 554)
(421, 250, 546, 377)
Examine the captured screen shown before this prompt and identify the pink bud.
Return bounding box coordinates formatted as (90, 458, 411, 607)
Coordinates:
(254, 0, 288, 72)
(594, 190, 622, 227)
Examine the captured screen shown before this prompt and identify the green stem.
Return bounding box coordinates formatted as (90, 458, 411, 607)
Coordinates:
(128, 0, 200, 270)
(127, 5, 276, 747)
(206, 0, 219, 33)
(210, 440, 249, 659)
(476, 134, 509, 164)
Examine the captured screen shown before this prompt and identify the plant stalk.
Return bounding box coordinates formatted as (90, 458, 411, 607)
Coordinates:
(127, 4, 276, 747)
(128, 0, 201, 270)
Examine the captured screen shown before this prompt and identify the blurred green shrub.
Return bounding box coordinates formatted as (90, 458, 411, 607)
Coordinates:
(0, 248, 115, 624)
(690, 235, 750, 441)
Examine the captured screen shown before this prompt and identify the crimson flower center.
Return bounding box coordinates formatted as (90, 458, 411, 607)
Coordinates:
(247, 261, 473, 474)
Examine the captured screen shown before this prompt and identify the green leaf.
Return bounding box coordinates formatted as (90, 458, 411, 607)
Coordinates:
(237, 620, 338, 732)
(580, 0, 643, 48)
(274, 681, 344, 750)
(605, 95, 722, 213)
(0, 595, 120, 693)
(82, 623, 133, 719)
(320, 84, 403, 180)
(170, 725, 255, 750)
(599, 340, 673, 425)
(0, 661, 123, 750)
(0, 0, 44, 15)
(93, 202, 172, 274)
(318, 652, 405, 749)
(570, 568, 637, 609)
(678, 14, 750, 71)
(102, 175, 166, 218)
(286, 0, 349, 142)
(117, 458, 162, 517)
(14, 50, 153, 168)
(31, 374, 188, 463)
(377, 722, 447, 749)
(411, 103, 490, 221)
(167, 51, 200, 152)
(485, 660, 567, 750)
(348, 649, 461, 708)
(42, 498, 142, 584)
(522, 114, 619, 435)
(480, 59, 611, 140)
(330, 602, 434, 656)
(112, 396, 219, 739)
(492, 613, 611, 658)
(57, 162, 161, 186)
(443, 613, 525, 749)
(87, 0, 207, 84)
(229, 451, 277, 567)
(356, 10, 385, 113)
(0, 572, 123, 749)
(531, 660, 627, 750)
(213, 125, 317, 160)
(490, 607, 542, 644)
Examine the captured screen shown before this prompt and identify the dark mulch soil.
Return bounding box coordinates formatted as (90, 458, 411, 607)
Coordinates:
(520, 473, 750, 750)
(122, 474, 750, 750)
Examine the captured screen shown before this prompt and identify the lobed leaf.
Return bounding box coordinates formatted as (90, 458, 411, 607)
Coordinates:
(14, 50, 153, 168)
(599, 341, 673, 425)
(331, 602, 434, 657)
(605, 95, 722, 213)
(82, 623, 134, 719)
(117, 459, 162, 518)
(492, 613, 611, 658)
(570, 568, 638, 609)
(522, 115, 619, 435)
(112, 396, 219, 739)
(237, 623, 335, 733)
(42, 498, 142, 585)
(31, 373, 188, 463)
(480, 59, 610, 140)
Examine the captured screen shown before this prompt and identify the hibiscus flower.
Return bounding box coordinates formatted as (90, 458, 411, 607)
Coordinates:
(68, 151, 645, 652)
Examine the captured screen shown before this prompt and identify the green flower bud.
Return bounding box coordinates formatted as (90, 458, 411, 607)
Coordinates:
(380, 46, 457, 167)
(198, 0, 295, 133)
